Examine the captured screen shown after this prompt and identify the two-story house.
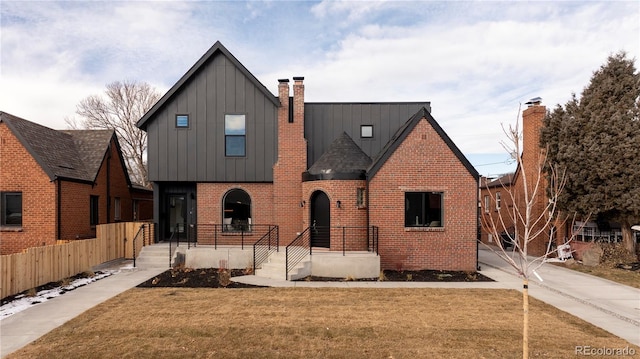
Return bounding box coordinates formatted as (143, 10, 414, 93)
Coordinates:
(137, 41, 479, 275)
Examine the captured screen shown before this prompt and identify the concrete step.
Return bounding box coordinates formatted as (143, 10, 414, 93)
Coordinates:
(255, 252, 310, 281)
(135, 244, 174, 269)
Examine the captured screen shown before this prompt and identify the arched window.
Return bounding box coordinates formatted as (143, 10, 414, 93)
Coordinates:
(223, 189, 251, 232)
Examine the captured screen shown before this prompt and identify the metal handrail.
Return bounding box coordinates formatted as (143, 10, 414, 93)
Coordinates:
(168, 229, 176, 268)
(285, 227, 312, 280)
(252, 226, 279, 274)
(132, 224, 146, 268)
(196, 224, 276, 249)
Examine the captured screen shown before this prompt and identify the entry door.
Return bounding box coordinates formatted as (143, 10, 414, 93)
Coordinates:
(165, 194, 186, 238)
(310, 191, 330, 248)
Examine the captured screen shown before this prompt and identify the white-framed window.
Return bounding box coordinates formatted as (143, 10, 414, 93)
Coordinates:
(484, 195, 490, 213)
(405, 192, 443, 227)
(496, 192, 501, 211)
(356, 187, 366, 208)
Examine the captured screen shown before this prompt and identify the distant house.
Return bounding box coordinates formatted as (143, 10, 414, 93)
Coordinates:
(0, 112, 153, 255)
(137, 41, 479, 273)
(480, 100, 574, 256)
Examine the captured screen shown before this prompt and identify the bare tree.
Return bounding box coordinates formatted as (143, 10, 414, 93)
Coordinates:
(481, 110, 588, 359)
(67, 80, 160, 187)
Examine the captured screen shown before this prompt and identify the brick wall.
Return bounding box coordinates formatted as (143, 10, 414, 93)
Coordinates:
(0, 123, 57, 254)
(273, 78, 307, 244)
(59, 138, 134, 240)
(197, 182, 274, 245)
(302, 180, 368, 251)
(479, 180, 515, 245)
(368, 118, 477, 271)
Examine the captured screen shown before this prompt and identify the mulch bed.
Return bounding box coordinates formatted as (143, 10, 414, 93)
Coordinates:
(298, 269, 494, 282)
(136, 267, 493, 288)
(137, 268, 263, 288)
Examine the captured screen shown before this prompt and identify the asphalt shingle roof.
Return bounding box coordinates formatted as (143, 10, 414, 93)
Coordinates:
(1, 111, 115, 183)
(307, 132, 372, 179)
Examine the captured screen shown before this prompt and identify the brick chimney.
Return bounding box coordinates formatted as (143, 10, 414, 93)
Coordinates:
(273, 77, 307, 244)
(520, 97, 551, 255)
(522, 97, 545, 174)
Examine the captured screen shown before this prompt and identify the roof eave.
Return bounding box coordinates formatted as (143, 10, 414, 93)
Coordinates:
(137, 41, 279, 130)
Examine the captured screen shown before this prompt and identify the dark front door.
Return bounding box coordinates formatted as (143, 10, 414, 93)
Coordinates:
(310, 191, 330, 248)
(165, 194, 186, 238)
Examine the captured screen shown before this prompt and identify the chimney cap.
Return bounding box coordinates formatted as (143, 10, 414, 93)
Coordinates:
(525, 97, 542, 106)
(278, 78, 290, 83)
(293, 76, 305, 81)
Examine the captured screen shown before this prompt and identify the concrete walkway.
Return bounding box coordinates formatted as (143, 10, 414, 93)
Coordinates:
(476, 247, 640, 346)
(2, 248, 639, 357)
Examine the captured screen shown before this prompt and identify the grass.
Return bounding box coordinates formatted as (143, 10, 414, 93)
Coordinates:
(560, 263, 640, 289)
(7, 288, 637, 359)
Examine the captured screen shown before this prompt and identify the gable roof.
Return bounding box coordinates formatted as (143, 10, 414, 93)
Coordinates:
(1, 111, 120, 183)
(137, 41, 279, 130)
(367, 107, 479, 180)
(482, 173, 516, 189)
(304, 132, 372, 181)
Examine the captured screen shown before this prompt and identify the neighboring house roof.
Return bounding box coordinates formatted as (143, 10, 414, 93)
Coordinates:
(304, 132, 372, 181)
(137, 41, 279, 130)
(367, 107, 479, 180)
(1, 111, 126, 184)
(483, 173, 516, 189)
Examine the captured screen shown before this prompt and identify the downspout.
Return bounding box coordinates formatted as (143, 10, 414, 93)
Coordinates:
(476, 177, 480, 271)
(56, 177, 61, 240)
(106, 143, 111, 223)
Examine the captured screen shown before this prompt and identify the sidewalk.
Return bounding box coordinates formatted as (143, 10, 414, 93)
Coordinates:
(1, 260, 168, 358)
(477, 247, 640, 346)
(2, 249, 639, 357)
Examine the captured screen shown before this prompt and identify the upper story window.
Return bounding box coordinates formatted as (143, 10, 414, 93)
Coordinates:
(496, 192, 501, 211)
(405, 192, 443, 228)
(1, 192, 22, 227)
(225, 114, 246, 157)
(361, 125, 373, 138)
(176, 114, 189, 128)
(484, 195, 490, 213)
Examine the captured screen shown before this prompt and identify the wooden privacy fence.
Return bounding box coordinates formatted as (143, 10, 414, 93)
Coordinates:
(1, 221, 153, 300)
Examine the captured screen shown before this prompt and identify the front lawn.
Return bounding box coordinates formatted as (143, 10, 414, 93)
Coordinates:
(7, 288, 637, 358)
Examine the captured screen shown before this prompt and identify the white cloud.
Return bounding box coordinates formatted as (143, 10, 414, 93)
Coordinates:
(1, 0, 638, 153)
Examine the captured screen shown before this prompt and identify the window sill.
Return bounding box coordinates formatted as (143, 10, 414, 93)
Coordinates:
(405, 227, 445, 232)
(1, 226, 23, 232)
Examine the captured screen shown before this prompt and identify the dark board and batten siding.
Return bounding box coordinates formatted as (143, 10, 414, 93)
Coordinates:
(146, 53, 278, 183)
(304, 102, 431, 168)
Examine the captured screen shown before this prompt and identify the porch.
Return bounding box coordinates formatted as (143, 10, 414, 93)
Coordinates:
(166, 224, 380, 280)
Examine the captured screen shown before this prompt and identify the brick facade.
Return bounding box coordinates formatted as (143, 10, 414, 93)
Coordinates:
(369, 118, 478, 271)
(0, 122, 57, 254)
(0, 118, 153, 255)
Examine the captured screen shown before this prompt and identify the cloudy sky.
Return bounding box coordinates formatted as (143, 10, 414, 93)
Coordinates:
(1, 1, 638, 177)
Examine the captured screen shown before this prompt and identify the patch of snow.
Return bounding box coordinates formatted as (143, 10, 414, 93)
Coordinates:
(1, 269, 117, 319)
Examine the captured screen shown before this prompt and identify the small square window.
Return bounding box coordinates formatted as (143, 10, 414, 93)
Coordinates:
(176, 115, 189, 128)
(361, 125, 373, 138)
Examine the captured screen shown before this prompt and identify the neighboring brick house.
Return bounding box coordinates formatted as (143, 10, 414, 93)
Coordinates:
(479, 99, 566, 256)
(0, 112, 153, 255)
(137, 41, 479, 272)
